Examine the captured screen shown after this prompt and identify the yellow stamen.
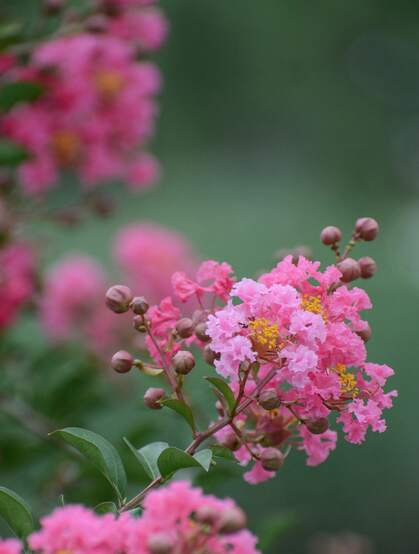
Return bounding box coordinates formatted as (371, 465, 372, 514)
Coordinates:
(52, 130, 80, 166)
(301, 294, 327, 321)
(333, 363, 359, 396)
(249, 318, 279, 351)
(94, 70, 124, 99)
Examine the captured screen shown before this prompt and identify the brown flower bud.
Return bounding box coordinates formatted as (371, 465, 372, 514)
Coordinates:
(219, 507, 247, 534)
(219, 429, 241, 451)
(111, 350, 133, 373)
(306, 417, 329, 435)
(358, 256, 377, 279)
(172, 350, 195, 375)
(131, 296, 149, 315)
(133, 315, 147, 332)
(276, 246, 312, 264)
(86, 14, 109, 33)
(175, 317, 194, 339)
(147, 533, 174, 554)
(203, 345, 219, 366)
(337, 258, 361, 283)
(105, 285, 133, 313)
(42, 0, 64, 15)
(260, 448, 284, 471)
(194, 505, 219, 526)
(320, 226, 342, 245)
(258, 389, 280, 410)
(357, 322, 372, 342)
(195, 322, 210, 342)
(355, 217, 379, 241)
(144, 387, 165, 410)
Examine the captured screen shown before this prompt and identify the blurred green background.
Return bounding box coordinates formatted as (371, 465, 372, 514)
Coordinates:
(2, 1, 419, 552)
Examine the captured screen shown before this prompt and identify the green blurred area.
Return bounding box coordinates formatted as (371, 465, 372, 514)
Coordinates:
(2, 1, 419, 552)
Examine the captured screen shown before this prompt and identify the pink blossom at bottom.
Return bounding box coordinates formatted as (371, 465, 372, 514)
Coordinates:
(0, 539, 22, 554)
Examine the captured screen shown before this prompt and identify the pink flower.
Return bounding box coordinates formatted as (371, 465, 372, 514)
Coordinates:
(126, 153, 160, 190)
(109, 8, 169, 50)
(298, 426, 337, 466)
(0, 539, 22, 554)
(172, 260, 236, 303)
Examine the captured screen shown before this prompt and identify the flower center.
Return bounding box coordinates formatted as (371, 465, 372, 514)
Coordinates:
(94, 70, 124, 99)
(301, 294, 327, 321)
(52, 130, 80, 165)
(249, 318, 279, 351)
(333, 363, 358, 396)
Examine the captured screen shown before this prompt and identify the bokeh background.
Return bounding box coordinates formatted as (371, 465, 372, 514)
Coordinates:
(1, 1, 419, 552)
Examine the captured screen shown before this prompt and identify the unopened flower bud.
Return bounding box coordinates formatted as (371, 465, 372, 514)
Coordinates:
(320, 226, 342, 245)
(105, 285, 133, 313)
(357, 322, 372, 342)
(144, 387, 165, 410)
(258, 389, 280, 410)
(306, 417, 329, 434)
(147, 533, 174, 554)
(358, 256, 377, 279)
(355, 217, 379, 241)
(42, 0, 64, 15)
(337, 258, 361, 283)
(195, 322, 210, 342)
(203, 345, 219, 366)
(172, 350, 195, 375)
(194, 505, 219, 526)
(86, 14, 109, 33)
(260, 448, 284, 471)
(133, 315, 147, 332)
(131, 296, 149, 315)
(192, 309, 209, 325)
(175, 317, 194, 339)
(219, 507, 247, 534)
(215, 400, 225, 416)
(219, 429, 240, 451)
(111, 350, 133, 373)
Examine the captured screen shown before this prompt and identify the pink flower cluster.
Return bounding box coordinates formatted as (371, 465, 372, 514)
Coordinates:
(138, 256, 396, 484)
(1, 482, 259, 554)
(0, 242, 35, 330)
(1, 1, 167, 195)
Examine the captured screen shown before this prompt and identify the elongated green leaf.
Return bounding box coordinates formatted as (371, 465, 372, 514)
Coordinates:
(124, 438, 168, 480)
(0, 487, 34, 539)
(157, 447, 212, 478)
(205, 377, 236, 414)
(0, 22, 23, 50)
(161, 399, 196, 433)
(0, 140, 28, 166)
(51, 427, 127, 502)
(193, 449, 213, 471)
(0, 81, 43, 111)
(94, 502, 117, 514)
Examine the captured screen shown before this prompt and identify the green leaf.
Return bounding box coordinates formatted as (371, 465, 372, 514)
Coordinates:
(124, 438, 168, 480)
(0, 140, 28, 167)
(0, 487, 34, 539)
(51, 427, 127, 502)
(211, 444, 236, 461)
(205, 377, 236, 414)
(0, 22, 23, 50)
(94, 502, 117, 515)
(157, 447, 212, 478)
(161, 399, 196, 433)
(0, 81, 43, 112)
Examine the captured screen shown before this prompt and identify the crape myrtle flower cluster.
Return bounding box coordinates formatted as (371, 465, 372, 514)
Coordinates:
(1, 482, 260, 554)
(107, 217, 396, 488)
(1, 0, 167, 195)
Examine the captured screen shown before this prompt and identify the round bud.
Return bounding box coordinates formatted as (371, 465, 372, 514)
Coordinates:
(258, 389, 280, 410)
(355, 217, 379, 241)
(219, 429, 241, 452)
(219, 507, 247, 534)
(306, 417, 329, 435)
(131, 296, 149, 315)
(133, 315, 147, 333)
(42, 0, 64, 15)
(260, 448, 284, 471)
(175, 317, 194, 339)
(194, 505, 219, 526)
(357, 322, 372, 342)
(147, 533, 174, 554)
(86, 14, 108, 33)
(195, 322, 210, 342)
(144, 387, 165, 410)
(172, 351, 195, 375)
(105, 285, 133, 313)
(203, 345, 219, 366)
(111, 350, 133, 374)
(337, 258, 361, 283)
(358, 256, 377, 279)
(320, 226, 342, 245)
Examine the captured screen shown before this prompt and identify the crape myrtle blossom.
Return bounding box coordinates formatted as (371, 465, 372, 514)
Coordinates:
(1, 0, 167, 196)
(107, 217, 396, 490)
(18, 482, 259, 554)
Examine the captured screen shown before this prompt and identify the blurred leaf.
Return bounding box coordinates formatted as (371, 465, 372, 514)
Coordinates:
(161, 399, 196, 433)
(205, 377, 236, 414)
(211, 444, 236, 461)
(124, 438, 168, 480)
(0, 22, 23, 50)
(0, 81, 43, 111)
(0, 139, 28, 167)
(51, 427, 127, 502)
(94, 501, 117, 514)
(256, 512, 297, 551)
(0, 487, 34, 539)
(58, 494, 65, 506)
(157, 447, 212, 478)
